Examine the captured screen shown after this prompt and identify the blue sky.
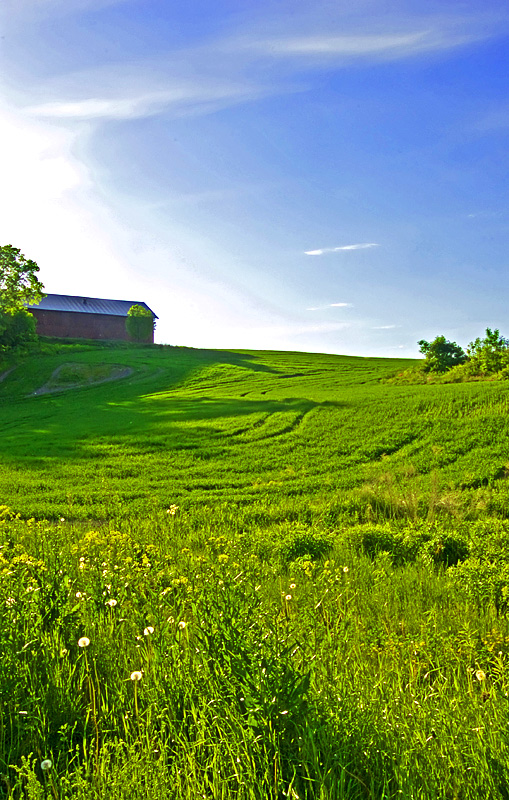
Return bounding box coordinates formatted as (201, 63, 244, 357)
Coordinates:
(1, 0, 508, 355)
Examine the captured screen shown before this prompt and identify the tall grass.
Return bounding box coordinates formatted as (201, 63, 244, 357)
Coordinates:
(1, 509, 509, 798)
(1, 344, 509, 796)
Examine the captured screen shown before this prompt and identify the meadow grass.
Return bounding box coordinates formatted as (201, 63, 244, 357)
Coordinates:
(1, 343, 509, 797)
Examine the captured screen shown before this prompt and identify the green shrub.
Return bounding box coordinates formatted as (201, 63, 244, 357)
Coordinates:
(0, 309, 37, 352)
(125, 305, 155, 342)
(279, 523, 334, 563)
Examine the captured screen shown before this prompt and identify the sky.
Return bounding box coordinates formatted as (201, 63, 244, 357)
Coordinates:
(1, 0, 508, 356)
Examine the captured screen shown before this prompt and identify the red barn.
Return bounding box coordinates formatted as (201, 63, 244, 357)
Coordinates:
(27, 294, 158, 343)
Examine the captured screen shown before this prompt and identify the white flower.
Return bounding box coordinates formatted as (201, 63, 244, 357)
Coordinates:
(343, 566, 349, 573)
(475, 669, 486, 682)
(178, 620, 186, 630)
(41, 759, 52, 771)
(144, 626, 154, 636)
(167, 504, 179, 515)
(78, 637, 90, 648)
(106, 598, 118, 607)
(289, 583, 296, 589)
(130, 671, 142, 681)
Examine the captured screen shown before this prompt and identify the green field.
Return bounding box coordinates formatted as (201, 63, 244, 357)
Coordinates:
(2, 343, 508, 523)
(2, 342, 509, 798)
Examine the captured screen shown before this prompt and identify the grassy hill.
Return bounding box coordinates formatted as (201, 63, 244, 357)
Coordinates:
(1, 342, 508, 523)
(2, 342, 509, 799)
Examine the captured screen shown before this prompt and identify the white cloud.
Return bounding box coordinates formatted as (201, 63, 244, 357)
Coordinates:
(256, 31, 430, 57)
(26, 81, 274, 122)
(372, 324, 399, 329)
(306, 302, 352, 311)
(305, 243, 379, 255)
(241, 9, 505, 63)
(0, 103, 134, 296)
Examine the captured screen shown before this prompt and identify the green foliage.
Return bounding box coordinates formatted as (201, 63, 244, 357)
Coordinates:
(279, 523, 334, 563)
(0, 244, 44, 313)
(125, 304, 155, 342)
(0, 512, 509, 797)
(0, 307, 37, 352)
(418, 335, 467, 373)
(0, 244, 43, 353)
(467, 328, 509, 375)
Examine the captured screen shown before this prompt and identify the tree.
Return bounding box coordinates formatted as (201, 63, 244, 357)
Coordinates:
(418, 336, 467, 373)
(0, 309, 37, 351)
(125, 304, 155, 342)
(0, 244, 44, 313)
(467, 328, 509, 374)
(0, 245, 44, 352)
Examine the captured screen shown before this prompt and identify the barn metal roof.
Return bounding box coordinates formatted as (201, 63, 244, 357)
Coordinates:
(28, 294, 158, 319)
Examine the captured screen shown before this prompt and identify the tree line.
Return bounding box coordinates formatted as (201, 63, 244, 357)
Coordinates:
(418, 329, 509, 377)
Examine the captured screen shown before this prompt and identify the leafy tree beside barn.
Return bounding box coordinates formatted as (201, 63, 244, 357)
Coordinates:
(125, 304, 156, 342)
(0, 244, 45, 352)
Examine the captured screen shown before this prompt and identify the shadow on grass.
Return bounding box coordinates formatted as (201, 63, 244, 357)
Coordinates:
(0, 351, 349, 462)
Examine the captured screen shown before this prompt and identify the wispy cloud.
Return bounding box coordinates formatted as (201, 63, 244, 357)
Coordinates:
(372, 324, 399, 329)
(307, 302, 352, 311)
(26, 81, 275, 122)
(305, 243, 379, 255)
(240, 12, 503, 64)
(252, 31, 430, 58)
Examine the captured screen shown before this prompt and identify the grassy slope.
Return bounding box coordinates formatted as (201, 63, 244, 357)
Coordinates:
(0, 347, 509, 519)
(1, 343, 508, 522)
(3, 343, 509, 798)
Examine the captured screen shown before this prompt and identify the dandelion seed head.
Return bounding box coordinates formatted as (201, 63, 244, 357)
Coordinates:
(178, 620, 186, 630)
(285, 594, 292, 601)
(289, 583, 296, 589)
(106, 598, 117, 607)
(130, 671, 143, 681)
(41, 759, 52, 771)
(476, 669, 486, 682)
(78, 637, 90, 648)
(343, 566, 349, 573)
(144, 626, 154, 636)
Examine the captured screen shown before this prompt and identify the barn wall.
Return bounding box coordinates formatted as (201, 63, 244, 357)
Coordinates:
(32, 309, 154, 342)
